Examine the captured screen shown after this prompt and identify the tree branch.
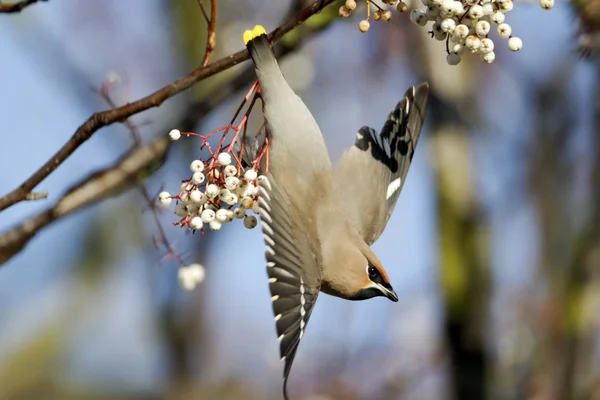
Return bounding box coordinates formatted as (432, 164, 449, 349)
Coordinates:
(0, 0, 335, 212)
(0, 0, 46, 14)
(0, 136, 169, 264)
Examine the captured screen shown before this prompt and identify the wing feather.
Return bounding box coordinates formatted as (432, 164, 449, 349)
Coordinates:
(257, 176, 321, 400)
(333, 83, 429, 245)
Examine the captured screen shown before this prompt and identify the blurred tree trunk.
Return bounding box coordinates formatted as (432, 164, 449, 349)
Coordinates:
(527, 63, 600, 399)
(406, 25, 492, 400)
(430, 103, 491, 400)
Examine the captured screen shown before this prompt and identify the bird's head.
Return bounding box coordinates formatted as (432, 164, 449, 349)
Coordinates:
(321, 234, 399, 302)
(347, 250, 399, 303)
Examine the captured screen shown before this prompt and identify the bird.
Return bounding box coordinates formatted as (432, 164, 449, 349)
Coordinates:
(243, 25, 429, 400)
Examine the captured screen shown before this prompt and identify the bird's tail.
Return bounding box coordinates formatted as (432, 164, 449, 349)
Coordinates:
(244, 25, 278, 75)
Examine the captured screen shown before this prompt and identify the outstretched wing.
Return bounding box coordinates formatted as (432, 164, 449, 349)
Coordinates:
(333, 83, 429, 245)
(257, 175, 321, 400)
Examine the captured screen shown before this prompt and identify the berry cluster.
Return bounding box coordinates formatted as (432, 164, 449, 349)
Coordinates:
(178, 263, 206, 291)
(339, 0, 408, 32)
(159, 129, 265, 233)
(410, 0, 554, 65)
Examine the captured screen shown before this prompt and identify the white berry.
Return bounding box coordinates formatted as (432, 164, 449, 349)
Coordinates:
(481, 51, 496, 63)
(190, 216, 203, 230)
(224, 193, 239, 206)
(233, 208, 246, 219)
(216, 209, 229, 222)
(499, 1, 513, 12)
(539, 0, 553, 9)
(243, 215, 258, 229)
(475, 21, 490, 37)
(205, 184, 219, 198)
(158, 191, 172, 206)
(217, 152, 232, 166)
(201, 209, 216, 223)
(466, 36, 481, 52)
(508, 37, 523, 51)
(225, 176, 240, 191)
(410, 10, 428, 26)
(218, 188, 230, 201)
(169, 129, 181, 141)
(480, 38, 495, 54)
(224, 165, 237, 177)
(209, 220, 222, 231)
(240, 196, 254, 209)
(469, 5, 484, 19)
(189, 190, 205, 204)
(482, 2, 495, 15)
(192, 171, 205, 185)
(244, 169, 258, 181)
(178, 264, 205, 290)
(454, 24, 469, 39)
(175, 204, 188, 217)
(452, 43, 466, 55)
(497, 23, 512, 38)
(190, 160, 204, 172)
(490, 11, 505, 24)
(447, 52, 462, 65)
(441, 18, 456, 33)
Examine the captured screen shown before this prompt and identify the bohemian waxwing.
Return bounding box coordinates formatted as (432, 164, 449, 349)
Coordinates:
(243, 25, 429, 400)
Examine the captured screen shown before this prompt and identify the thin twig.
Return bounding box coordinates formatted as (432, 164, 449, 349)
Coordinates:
(0, 0, 46, 14)
(198, 0, 217, 66)
(0, 0, 335, 212)
(98, 82, 186, 267)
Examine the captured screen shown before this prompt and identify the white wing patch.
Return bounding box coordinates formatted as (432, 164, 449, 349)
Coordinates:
(386, 177, 402, 200)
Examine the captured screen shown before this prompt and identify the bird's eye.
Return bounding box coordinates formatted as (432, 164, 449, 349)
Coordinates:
(368, 266, 378, 278)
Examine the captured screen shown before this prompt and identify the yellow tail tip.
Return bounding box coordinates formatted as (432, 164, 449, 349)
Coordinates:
(243, 24, 267, 45)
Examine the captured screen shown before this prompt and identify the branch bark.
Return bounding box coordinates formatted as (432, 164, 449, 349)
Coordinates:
(0, 137, 169, 264)
(0, 0, 46, 14)
(0, 0, 335, 212)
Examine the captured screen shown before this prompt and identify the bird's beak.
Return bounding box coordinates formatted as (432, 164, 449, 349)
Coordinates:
(379, 284, 399, 302)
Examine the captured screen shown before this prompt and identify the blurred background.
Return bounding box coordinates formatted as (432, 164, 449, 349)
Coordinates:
(0, 0, 599, 399)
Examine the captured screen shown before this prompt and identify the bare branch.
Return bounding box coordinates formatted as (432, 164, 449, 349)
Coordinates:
(0, 0, 46, 14)
(0, 0, 335, 212)
(24, 190, 48, 201)
(0, 136, 169, 264)
(198, 0, 217, 66)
